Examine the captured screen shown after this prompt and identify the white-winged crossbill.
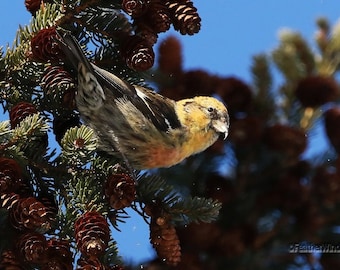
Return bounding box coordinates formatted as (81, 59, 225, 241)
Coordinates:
(57, 31, 229, 169)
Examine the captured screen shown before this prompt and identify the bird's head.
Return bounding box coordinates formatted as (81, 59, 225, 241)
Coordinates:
(193, 96, 230, 139)
(177, 96, 230, 140)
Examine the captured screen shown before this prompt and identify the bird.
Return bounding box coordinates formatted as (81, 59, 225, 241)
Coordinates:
(56, 30, 229, 170)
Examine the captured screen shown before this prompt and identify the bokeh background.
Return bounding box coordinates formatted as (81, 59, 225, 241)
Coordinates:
(1, 0, 340, 266)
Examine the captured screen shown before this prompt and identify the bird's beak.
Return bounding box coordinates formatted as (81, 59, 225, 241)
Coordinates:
(212, 116, 229, 140)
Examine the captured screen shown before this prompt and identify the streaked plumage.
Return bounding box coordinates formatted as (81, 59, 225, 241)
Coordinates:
(57, 31, 229, 169)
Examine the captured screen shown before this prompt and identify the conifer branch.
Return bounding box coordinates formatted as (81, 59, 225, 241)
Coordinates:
(136, 173, 221, 225)
(61, 125, 97, 166)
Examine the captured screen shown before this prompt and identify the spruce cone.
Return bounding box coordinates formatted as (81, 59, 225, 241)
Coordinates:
(167, 0, 201, 35)
(143, 0, 171, 33)
(16, 232, 47, 264)
(25, 0, 41, 15)
(0, 249, 28, 270)
(41, 238, 73, 270)
(9, 102, 38, 128)
(134, 22, 158, 46)
(0, 157, 22, 194)
(9, 196, 52, 231)
(111, 265, 125, 270)
(77, 257, 106, 270)
(295, 76, 338, 107)
(122, 35, 155, 71)
(41, 64, 77, 110)
(215, 77, 253, 116)
(150, 216, 181, 266)
(31, 27, 63, 63)
(74, 211, 110, 258)
(122, 0, 150, 17)
(158, 36, 182, 75)
(37, 195, 57, 227)
(1, 192, 20, 209)
(41, 65, 75, 95)
(182, 69, 216, 97)
(229, 116, 264, 146)
(264, 124, 307, 158)
(104, 173, 136, 210)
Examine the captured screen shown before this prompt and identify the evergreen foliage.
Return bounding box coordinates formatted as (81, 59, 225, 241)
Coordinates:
(1, 1, 340, 269)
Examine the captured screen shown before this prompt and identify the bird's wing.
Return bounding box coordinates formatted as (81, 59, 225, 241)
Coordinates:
(93, 66, 182, 132)
(57, 29, 182, 132)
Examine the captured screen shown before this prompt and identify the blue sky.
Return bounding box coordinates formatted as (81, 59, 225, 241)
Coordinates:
(179, 0, 340, 79)
(1, 0, 339, 265)
(1, 1, 340, 82)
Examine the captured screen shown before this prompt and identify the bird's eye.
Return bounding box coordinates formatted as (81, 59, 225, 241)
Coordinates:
(207, 107, 214, 113)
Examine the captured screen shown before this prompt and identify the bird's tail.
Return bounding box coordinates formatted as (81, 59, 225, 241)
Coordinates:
(56, 29, 94, 73)
(56, 28, 106, 112)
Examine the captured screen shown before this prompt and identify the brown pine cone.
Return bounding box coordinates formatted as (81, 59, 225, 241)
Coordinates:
(182, 69, 216, 97)
(9, 196, 52, 231)
(215, 77, 253, 116)
(150, 216, 181, 266)
(134, 21, 158, 46)
(31, 27, 64, 63)
(122, 35, 155, 71)
(166, 0, 201, 35)
(9, 102, 38, 128)
(144, 0, 172, 33)
(40, 63, 77, 110)
(77, 256, 106, 270)
(295, 76, 339, 107)
(229, 116, 264, 146)
(37, 195, 57, 228)
(158, 36, 182, 75)
(264, 124, 307, 158)
(41, 238, 73, 270)
(41, 65, 76, 96)
(25, 0, 41, 15)
(0, 249, 28, 270)
(0, 157, 22, 194)
(121, 0, 150, 17)
(16, 232, 47, 264)
(104, 173, 136, 210)
(1, 192, 20, 209)
(74, 211, 110, 258)
(110, 265, 125, 270)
